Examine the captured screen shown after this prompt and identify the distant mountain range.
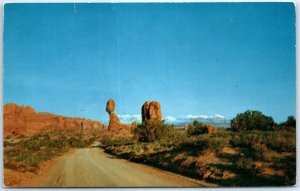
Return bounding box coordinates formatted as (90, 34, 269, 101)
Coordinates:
(117, 114, 231, 128)
(164, 114, 231, 128)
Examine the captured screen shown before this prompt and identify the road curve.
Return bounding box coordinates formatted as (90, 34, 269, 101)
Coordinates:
(37, 147, 213, 187)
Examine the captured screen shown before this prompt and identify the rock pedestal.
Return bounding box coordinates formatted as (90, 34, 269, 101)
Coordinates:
(106, 98, 122, 131)
(108, 113, 121, 130)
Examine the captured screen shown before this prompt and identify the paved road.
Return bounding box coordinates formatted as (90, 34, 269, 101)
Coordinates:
(38, 147, 212, 187)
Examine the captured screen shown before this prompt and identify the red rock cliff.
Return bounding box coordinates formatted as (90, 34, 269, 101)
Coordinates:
(3, 103, 107, 136)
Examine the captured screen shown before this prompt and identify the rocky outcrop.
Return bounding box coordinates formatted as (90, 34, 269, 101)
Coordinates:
(108, 113, 121, 131)
(3, 103, 107, 136)
(106, 98, 122, 131)
(105, 99, 134, 137)
(141, 101, 162, 123)
(106, 99, 115, 113)
(204, 124, 217, 134)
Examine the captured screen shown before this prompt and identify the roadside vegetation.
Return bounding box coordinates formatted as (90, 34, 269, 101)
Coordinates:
(101, 110, 296, 186)
(4, 130, 99, 173)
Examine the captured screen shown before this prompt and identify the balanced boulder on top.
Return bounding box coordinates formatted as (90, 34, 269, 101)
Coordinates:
(106, 98, 115, 114)
(106, 98, 121, 131)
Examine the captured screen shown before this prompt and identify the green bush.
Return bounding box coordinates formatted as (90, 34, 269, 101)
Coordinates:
(278, 116, 296, 129)
(231, 110, 275, 131)
(134, 121, 175, 142)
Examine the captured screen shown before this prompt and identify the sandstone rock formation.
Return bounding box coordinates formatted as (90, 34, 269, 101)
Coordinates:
(105, 99, 135, 137)
(106, 98, 122, 131)
(108, 113, 121, 130)
(141, 101, 162, 123)
(106, 99, 115, 113)
(3, 103, 107, 136)
(204, 124, 217, 134)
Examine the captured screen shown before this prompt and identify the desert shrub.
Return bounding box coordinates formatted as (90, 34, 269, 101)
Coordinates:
(231, 130, 295, 149)
(260, 150, 282, 162)
(41, 134, 50, 140)
(178, 133, 229, 152)
(172, 131, 190, 146)
(75, 132, 83, 139)
(230, 130, 295, 161)
(158, 138, 174, 147)
(21, 139, 41, 151)
(230, 131, 264, 148)
(251, 143, 268, 161)
(5, 148, 21, 157)
(208, 136, 230, 151)
(49, 139, 66, 148)
(27, 157, 40, 167)
(68, 137, 87, 148)
(186, 120, 207, 136)
(128, 143, 144, 154)
(278, 116, 296, 129)
(4, 140, 16, 147)
(235, 157, 261, 175)
(134, 121, 175, 142)
(231, 110, 275, 131)
(4, 135, 11, 139)
(240, 158, 259, 174)
(285, 116, 296, 128)
(265, 130, 296, 152)
(283, 156, 296, 185)
(100, 136, 115, 146)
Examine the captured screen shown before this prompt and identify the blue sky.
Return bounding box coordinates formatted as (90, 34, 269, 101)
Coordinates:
(4, 3, 295, 123)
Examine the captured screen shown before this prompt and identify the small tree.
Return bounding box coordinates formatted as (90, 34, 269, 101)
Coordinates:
(279, 116, 296, 128)
(285, 116, 296, 128)
(231, 110, 275, 131)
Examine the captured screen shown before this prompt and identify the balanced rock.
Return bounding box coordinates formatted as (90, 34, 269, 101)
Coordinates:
(106, 99, 115, 113)
(105, 99, 136, 136)
(106, 98, 122, 131)
(141, 101, 162, 123)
